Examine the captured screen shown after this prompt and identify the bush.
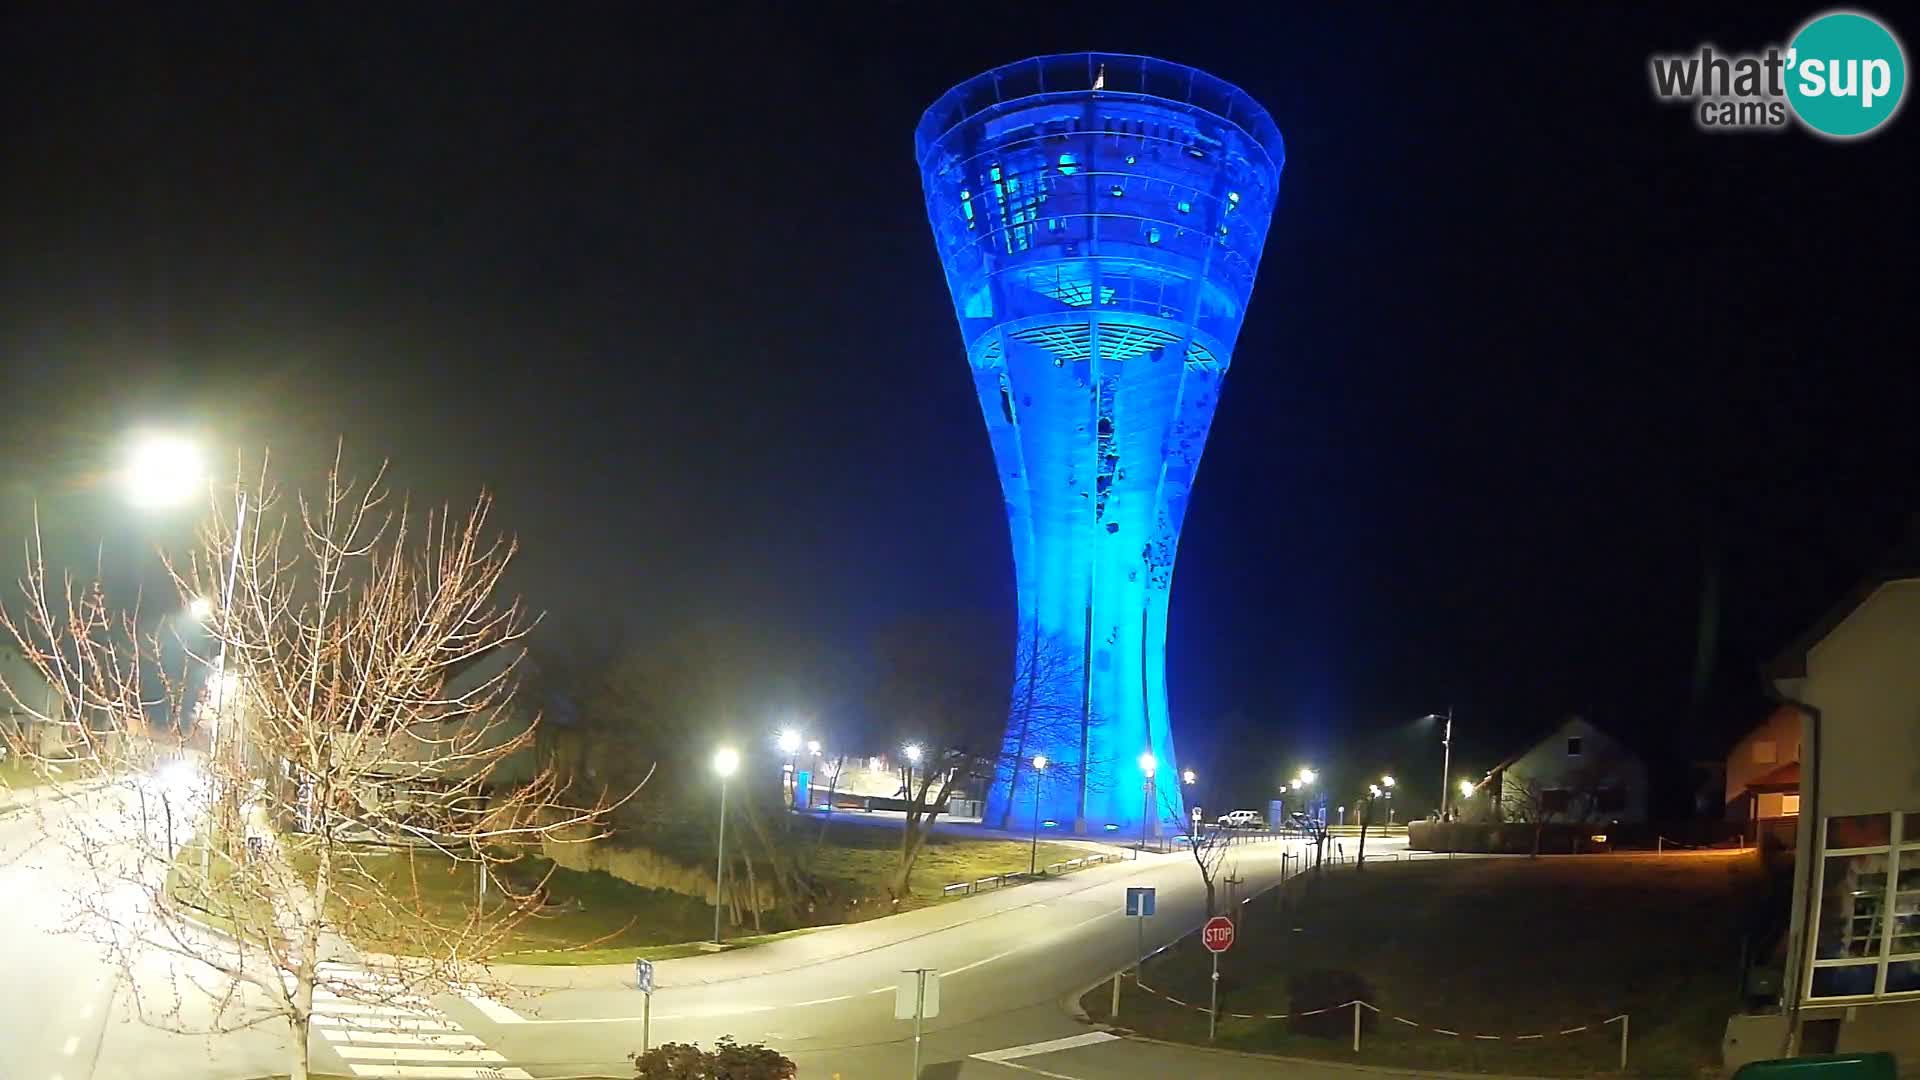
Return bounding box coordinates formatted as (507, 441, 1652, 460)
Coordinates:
(1286, 968, 1375, 1040)
(631, 1036, 796, 1079)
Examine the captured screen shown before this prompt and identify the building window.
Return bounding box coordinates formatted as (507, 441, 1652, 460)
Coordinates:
(1807, 810, 1920, 1001)
(1782, 794, 1801, 816)
(1754, 740, 1777, 764)
(1566, 736, 1583, 757)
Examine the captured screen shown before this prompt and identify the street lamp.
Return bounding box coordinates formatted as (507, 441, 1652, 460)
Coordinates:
(711, 747, 739, 945)
(902, 741, 923, 797)
(1028, 754, 1049, 876)
(123, 432, 206, 510)
(1137, 751, 1157, 857)
(1182, 769, 1196, 786)
(1423, 710, 1455, 820)
(806, 739, 821, 756)
(187, 595, 213, 620)
(1459, 778, 1476, 800)
(1381, 775, 1397, 823)
(775, 728, 802, 805)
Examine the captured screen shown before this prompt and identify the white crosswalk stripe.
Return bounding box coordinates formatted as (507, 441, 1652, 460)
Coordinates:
(300, 964, 531, 1080)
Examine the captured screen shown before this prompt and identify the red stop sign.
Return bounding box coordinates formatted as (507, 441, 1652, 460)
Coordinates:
(1201, 915, 1235, 953)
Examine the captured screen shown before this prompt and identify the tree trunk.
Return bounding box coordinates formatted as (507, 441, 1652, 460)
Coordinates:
(290, 1014, 311, 1080)
(1531, 821, 1543, 858)
(1204, 879, 1217, 916)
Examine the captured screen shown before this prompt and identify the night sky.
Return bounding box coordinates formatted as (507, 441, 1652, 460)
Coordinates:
(2, 4, 1913, 813)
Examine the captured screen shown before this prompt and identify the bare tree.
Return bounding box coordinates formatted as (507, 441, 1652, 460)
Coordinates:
(1498, 773, 1562, 857)
(1164, 786, 1231, 914)
(0, 452, 634, 1080)
(992, 634, 1098, 830)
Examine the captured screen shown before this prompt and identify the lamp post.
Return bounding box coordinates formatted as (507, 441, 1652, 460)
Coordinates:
(1424, 710, 1455, 820)
(1029, 754, 1048, 876)
(1382, 774, 1397, 824)
(1137, 751, 1157, 857)
(903, 742, 923, 802)
(776, 728, 801, 806)
(711, 747, 739, 945)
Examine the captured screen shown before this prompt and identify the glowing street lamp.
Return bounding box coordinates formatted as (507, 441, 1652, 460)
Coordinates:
(711, 747, 739, 945)
(806, 740, 821, 756)
(1459, 778, 1476, 800)
(187, 596, 213, 621)
(1136, 752, 1158, 856)
(124, 431, 206, 510)
(1182, 769, 1196, 785)
(1381, 775, 1396, 788)
(776, 729, 801, 755)
(1028, 754, 1049, 876)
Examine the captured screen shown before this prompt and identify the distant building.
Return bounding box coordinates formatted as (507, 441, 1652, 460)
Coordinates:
(1725, 704, 1803, 845)
(1486, 716, 1650, 825)
(1766, 571, 1920, 1062)
(0, 643, 71, 762)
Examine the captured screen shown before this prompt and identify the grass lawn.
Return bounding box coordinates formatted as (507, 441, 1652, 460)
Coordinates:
(803, 820, 1088, 916)
(1085, 852, 1766, 1077)
(171, 821, 1097, 964)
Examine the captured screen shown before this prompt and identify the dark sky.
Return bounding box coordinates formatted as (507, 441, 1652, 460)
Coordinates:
(2, 3, 1913, 811)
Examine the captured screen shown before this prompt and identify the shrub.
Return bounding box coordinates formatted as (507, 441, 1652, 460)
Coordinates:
(1286, 968, 1376, 1040)
(631, 1036, 796, 1079)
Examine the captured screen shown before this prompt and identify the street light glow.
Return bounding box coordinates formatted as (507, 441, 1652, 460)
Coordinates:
(776, 728, 801, 754)
(1182, 769, 1196, 785)
(1381, 774, 1396, 787)
(1369, 784, 1382, 797)
(1298, 767, 1316, 785)
(124, 432, 206, 510)
(807, 740, 821, 755)
(187, 596, 213, 620)
(1137, 751, 1156, 777)
(712, 747, 739, 777)
(1032, 754, 1048, 771)
(903, 742, 923, 764)
(1459, 778, 1476, 799)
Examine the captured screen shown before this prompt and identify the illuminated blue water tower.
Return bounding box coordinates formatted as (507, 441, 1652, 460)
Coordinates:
(917, 54, 1282, 836)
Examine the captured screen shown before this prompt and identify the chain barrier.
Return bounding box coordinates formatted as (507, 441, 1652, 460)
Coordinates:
(1125, 974, 1625, 1045)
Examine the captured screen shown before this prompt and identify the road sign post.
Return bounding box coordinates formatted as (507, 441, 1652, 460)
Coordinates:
(1125, 887, 1156, 976)
(897, 968, 940, 1080)
(1201, 915, 1235, 1041)
(634, 958, 655, 1053)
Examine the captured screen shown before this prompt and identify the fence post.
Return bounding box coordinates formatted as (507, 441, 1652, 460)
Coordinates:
(1606, 1014, 1628, 1070)
(1352, 1000, 1362, 1052)
(1111, 972, 1122, 1019)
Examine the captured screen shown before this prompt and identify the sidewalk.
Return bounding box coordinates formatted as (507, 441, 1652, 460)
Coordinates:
(485, 844, 1191, 991)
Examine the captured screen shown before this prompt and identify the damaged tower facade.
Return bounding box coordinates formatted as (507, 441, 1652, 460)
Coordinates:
(916, 54, 1283, 835)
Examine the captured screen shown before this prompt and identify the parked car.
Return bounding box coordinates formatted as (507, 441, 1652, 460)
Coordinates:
(1217, 809, 1265, 830)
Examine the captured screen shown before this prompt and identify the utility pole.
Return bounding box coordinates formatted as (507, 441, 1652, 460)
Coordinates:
(1439, 707, 1454, 820)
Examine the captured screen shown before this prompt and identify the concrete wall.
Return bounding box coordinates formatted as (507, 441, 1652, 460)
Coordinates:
(1501, 717, 1651, 823)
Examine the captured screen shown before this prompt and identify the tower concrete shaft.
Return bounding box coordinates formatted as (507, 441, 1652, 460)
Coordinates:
(918, 53, 1282, 835)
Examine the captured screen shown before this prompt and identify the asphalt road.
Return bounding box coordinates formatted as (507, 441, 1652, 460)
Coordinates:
(2, 791, 1416, 1080)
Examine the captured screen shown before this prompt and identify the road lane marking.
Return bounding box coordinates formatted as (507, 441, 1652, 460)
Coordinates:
(973, 1032, 1118, 1062)
(345, 1060, 533, 1068)
(334, 1046, 506, 1063)
(62, 1034, 80, 1055)
(793, 994, 853, 1005)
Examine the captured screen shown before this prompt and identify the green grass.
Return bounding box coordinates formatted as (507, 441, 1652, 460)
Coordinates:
(1086, 852, 1766, 1077)
(801, 822, 1087, 917)
(170, 820, 1099, 965)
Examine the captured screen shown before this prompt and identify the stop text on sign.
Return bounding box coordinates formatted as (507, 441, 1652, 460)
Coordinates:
(1201, 915, 1235, 953)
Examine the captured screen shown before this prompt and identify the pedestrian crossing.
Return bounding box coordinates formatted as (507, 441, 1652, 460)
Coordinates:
(304, 962, 531, 1080)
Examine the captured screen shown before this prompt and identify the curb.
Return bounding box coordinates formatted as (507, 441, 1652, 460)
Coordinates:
(1118, 1033, 1566, 1080)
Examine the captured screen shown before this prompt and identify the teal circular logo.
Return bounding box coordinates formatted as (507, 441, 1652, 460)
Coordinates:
(1786, 11, 1907, 137)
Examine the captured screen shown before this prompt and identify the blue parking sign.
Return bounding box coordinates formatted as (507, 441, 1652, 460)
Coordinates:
(1125, 886, 1155, 917)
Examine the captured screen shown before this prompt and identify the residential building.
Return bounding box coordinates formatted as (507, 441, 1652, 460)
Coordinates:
(1767, 572, 1920, 1062)
(1487, 716, 1650, 824)
(0, 643, 71, 762)
(1726, 705, 1804, 849)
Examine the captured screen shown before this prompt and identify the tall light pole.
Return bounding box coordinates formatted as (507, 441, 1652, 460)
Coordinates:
(1137, 751, 1157, 857)
(902, 742, 923, 802)
(1425, 710, 1455, 820)
(711, 747, 739, 945)
(1028, 754, 1048, 876)
(776, 728, 801, 806)
(1382, 774, 1397, 824)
